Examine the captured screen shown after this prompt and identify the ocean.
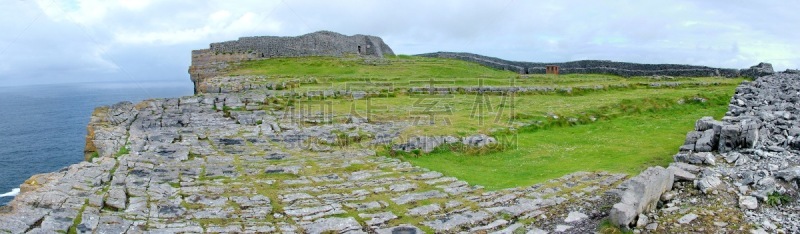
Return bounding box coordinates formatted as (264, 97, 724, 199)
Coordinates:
(0, 81, 193, 206)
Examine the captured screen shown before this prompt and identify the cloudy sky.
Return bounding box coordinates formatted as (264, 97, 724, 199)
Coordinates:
(1, 0, 798, 86)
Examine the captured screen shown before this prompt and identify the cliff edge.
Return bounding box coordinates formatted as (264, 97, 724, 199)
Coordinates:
(189, 31, 395, 94)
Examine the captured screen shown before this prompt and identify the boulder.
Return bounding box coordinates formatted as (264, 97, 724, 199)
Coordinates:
(694, 129, 718, 152)
(683, 131, 703, 146)
(461, 134, 497, 147)
(695, 170, 722, 194)
(740, 62, 775, 78)
(609, 167, 673, 227)
(719, 120, 761, 153)
(674, 152, 716, 165)
(775, 166, 800, 182)
(667, 165, 697, 181)
(695, 116, 723, 133)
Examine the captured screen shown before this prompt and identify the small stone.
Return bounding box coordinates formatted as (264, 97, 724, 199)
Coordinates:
(678, 213, 698, 224)
(660, 191, 676, 201)
(526, 227, 548, 234)
(389, 183, 417, 192)
(636, 215, 649, 228)
(564, 211, 588, 223)
(762, 220, 777, 230)
(668, 166, 697, 181)
(554, 225, 572, 232)
(739, 196, 758, 210)
(645, 222, 658, 230)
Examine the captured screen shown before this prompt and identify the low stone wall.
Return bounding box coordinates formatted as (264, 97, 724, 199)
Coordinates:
(418, 52, 773, 78)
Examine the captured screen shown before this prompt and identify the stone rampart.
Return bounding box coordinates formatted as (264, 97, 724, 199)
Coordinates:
(418, 52, 771, 78)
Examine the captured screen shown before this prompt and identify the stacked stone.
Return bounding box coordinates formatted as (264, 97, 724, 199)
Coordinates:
(418, 52, 763, 78)
(209, 31, 394, 58)
(190, 31, 395, 94)
(607, 72, 800, 233)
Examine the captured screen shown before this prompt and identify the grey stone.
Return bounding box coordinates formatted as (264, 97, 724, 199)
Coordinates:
(491, 223, 523, 234)
(668, 165, 697, 181)
(407, 204, 441, 216)
(344, 201, 383, 211)
(695, 172, 722, 194)
(389, 183, 417, 192)
(776, 166, 800, 182)
(105, 186, 127, 210)
(636, 215, 649, 228)
(724, 152, 742, 163)
(470, 219, 508, 232)
(694, 129, 718, 152)
(609, 166, 673, 227)
(564, 211, 588, 223)
(554, 225, 572, 232)
(302, 217, 363, 234)
(526, 227, 548, 234)
(678, 213, 698, 224)
(739, 196, 758, 210)
(462, 134, 497, 147)
(359, 212, 397, 226)
(719, 120, 760, 153)
(391, 190, 447, 205)
(422, 210, 491, 232)
(674, 152, 715, 165)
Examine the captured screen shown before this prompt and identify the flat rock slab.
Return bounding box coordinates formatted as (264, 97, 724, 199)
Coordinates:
(391, 190, 447, 205)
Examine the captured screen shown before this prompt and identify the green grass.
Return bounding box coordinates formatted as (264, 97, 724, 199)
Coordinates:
(221, 55, 742, 190)
(766, 191, 792, 206)
(404, 96, 730, 190)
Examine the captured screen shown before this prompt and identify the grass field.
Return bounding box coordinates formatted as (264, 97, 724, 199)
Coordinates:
(222, 55, 743, 190)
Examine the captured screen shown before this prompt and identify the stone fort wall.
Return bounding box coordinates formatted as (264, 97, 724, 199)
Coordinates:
(189, 31, 395, 94)
(418, 52, 772, 78)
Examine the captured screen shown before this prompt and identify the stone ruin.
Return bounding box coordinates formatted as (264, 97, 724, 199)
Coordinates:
(419, 52, 774, 78)
(189, 31, 395, 94)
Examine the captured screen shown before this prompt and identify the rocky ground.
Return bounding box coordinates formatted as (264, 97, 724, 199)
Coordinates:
(0, 92, 629, 233)
(1, 66, 797, 233)
(623, 73, 800, 233)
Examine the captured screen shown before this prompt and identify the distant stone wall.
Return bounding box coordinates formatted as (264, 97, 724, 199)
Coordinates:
(418, 52, 771, 78)
(189, 31, 395, 94)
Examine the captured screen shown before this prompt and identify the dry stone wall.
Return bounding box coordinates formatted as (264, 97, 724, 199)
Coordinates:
(190, 31, 394, 94)
(607, 72, 800, 232)
(418, 52, 772, 78)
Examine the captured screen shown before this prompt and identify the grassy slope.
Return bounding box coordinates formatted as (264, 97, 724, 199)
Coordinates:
(406, 100, 731, 190)
(224, 55, 741, 190)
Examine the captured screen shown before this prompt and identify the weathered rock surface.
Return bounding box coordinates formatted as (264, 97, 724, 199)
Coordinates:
(633, 72, 800, 233)
(0, 91, 629, 233)
(3, 32, 792, 233)
(609, 166, 673, 227)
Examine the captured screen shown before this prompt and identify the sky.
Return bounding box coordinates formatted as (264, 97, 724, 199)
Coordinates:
(0, 0, 798, 86)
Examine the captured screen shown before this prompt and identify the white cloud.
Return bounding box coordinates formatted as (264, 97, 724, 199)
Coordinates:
(1, 0, 799, 86)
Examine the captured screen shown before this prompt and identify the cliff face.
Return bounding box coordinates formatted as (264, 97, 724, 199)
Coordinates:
(189, 31, 395, 94)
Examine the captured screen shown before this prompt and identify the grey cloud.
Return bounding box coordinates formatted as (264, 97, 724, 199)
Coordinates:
(0, 0, 798, 87)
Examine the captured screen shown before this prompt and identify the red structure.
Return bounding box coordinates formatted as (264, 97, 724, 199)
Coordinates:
(546, 65, 560, 75)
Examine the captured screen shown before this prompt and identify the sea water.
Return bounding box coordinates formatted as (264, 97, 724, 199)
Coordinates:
(0, 81, 192, 206)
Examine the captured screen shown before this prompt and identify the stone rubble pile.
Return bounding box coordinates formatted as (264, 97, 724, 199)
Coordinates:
(607, 72, 800, 232)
